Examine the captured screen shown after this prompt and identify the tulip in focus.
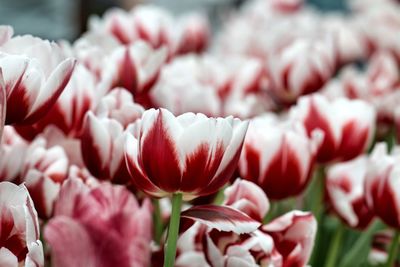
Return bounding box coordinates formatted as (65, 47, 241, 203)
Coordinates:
(0, 182, 44, 267)
(239, 114, 322, 200)
(124, 108, 249, 200)
(45, 177, 153, 267)
(325, 156, 374, 229)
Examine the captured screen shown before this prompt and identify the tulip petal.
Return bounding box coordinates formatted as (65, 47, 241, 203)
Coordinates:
(181, 205, 260, 234)
(45, 217, 96, 267)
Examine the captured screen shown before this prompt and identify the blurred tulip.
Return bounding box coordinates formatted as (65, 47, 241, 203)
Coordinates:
(365, 143, 400, 228)
(0, 35, 76, 125)
(99, 41, 167, 97)
(261, 211, 317, 267)
(95, 88, 144, 128)
(32, 64, 96, 137)
(291, 93, 376, 163)
(267, 37, 336, 104)
(45, 177, 153, 267)
(0, 126, 28, 182)
(325, 156, 374, 229)
(150, 55, 224, 116)
(368, 230, 395, 266)
(125, 108, 248, 200)
(223, 179, 270, 221)
(80, 111, 129, 184)
(239, 114, 322, 200)
(21, 138, 69, 219)
(0, 25, 13, 46)
(89, 5, 209, 56)
(0, 182, 44, 267)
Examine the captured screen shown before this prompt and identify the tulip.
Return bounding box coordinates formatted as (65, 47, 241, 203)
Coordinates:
(99, 41, 167, 97)
(80, 111, 129, 184)
(125, 108, 248, 266)
(325, 156, 374, 229)
(223, 179, 270, 221)
(0, 182, 44, 267)
(90, 5, 209, 56)
(176, 210, 316, 267)
(0, 35, 76, 125)
(32, 63, 96, 137)
(267, 37, 336, 104)
(365, 143, 400, 228)
(239, 114, 322, 200)
(291, 93, 376, 163)
(262, 211, 317, 267)
(45, 177, 153, 267)
(21, 138, 69, 219)
(365, 143, 400, 267)
(94, 88, 144, 128)
(125, 108, 248, 200)
(0, 25, 13, 46)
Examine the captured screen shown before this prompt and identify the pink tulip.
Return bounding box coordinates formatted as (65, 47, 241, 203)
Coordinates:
(239, 114, 322, 200)
(0, 35, 76, 125)
(125, 108, 249, 200)
(0, 182, 44, 267)
(262, 211, 317, 267)
(223, 179, 270, 221)
(80, 111, 129, 183)
(45, 177, 153, 267)
(326, 156, 374, 229)
(291, 93, 376, 163)
(365, 143, 400, 228)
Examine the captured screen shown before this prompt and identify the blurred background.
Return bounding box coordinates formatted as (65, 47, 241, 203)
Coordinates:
(0, 0, 347, 41)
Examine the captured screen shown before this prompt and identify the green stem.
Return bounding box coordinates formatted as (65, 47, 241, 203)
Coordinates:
(339, 220, 382, 267)
(263, 201, 276, 224)
(385, 231, 400, 267)
(324, 224, 344, 267)
(164, 193, 183, 267)
(153, 199, 163, 244)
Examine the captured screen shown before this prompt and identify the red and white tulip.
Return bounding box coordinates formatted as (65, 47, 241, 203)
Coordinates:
(325, 156, 374, 229)
(125, 108, 249, 200)
(0, 182, 44, 267)
(365, 143, 400, 228)
(291, 93, 376, 163)
(239, 114, 322, 200)
(0, 35, 76, 125)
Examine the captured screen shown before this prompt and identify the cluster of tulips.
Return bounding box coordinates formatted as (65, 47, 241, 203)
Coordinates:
(1, 0, 400, 266)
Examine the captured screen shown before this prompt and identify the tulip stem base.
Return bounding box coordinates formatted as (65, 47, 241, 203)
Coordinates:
(324, 223, 344, 267)
(164, 193, 183, 267)
(385, 230, 400, 267)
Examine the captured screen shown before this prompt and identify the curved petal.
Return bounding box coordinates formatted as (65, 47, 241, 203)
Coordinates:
(181, 205, 260, 234)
